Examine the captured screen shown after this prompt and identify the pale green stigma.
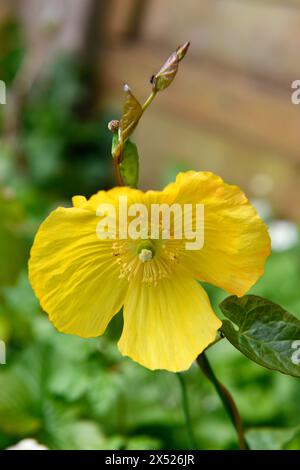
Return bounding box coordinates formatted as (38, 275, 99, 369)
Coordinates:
(137, 241, 155, 263)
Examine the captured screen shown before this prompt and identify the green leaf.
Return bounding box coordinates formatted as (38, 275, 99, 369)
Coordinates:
(119, 139, 139, 188)
(246, 426, 300, 450)
(219, 295, 300, 378)
(113, 85, 142, 160)
(125, 435, 162, 450)
(57, 421, 104, 450)
(0, 372, 41, 436)
(111, 134, 139, 187)
(120, 84, 143, 142)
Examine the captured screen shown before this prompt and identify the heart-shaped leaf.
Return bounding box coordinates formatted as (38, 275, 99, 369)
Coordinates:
(219, 295, 300, 378)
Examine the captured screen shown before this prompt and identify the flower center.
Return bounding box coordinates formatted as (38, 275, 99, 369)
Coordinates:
(113, 239, 182, 285)
(137, 240, 155, 262)
(139, 249, 153, 263)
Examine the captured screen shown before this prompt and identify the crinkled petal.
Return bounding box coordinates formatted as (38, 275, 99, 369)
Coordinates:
(73, 187, 144, 212)
(29, 207, 128, 337)
(118, 269, 221, 371)
(163, 171, 270, 296)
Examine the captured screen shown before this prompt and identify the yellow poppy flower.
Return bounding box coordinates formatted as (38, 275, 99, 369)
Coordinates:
(28, 171, 270, 372)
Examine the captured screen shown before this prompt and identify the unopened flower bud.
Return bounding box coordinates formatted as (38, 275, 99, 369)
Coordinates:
(151, 41, 190, 92)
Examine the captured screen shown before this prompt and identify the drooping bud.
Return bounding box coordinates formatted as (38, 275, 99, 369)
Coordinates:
(151, 41, 190, 92)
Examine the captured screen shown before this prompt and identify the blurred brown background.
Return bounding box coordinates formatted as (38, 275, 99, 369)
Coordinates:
(2, 0, 300, 219)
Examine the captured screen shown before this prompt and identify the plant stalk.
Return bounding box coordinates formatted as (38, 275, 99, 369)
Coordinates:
(142, 90, 157, 112)
(196, 352, 249, 450)
(113, 155, 124, 186)
(176, 373, 197, 449)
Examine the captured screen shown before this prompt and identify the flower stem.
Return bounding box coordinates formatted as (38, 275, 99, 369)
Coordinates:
(176, 373, 197, 449)
(111, 90, 157, 186)
(196, 353, 249, 450)
(142, 90, 157, 112)
(113, 155, 124, 186)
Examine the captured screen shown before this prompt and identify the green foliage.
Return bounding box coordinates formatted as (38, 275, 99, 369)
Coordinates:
(0, 272, 179, 449)
(1, 250, 300, 449)
(111, 84, 142, 182)
(0, 194, 27, 285)
(117, 85, 143, 150)
(0, 20, 299, 451)
(247, 426, 300, 450)
(17, 56, 114, 197)
(112, 135, 139, 188)
(0, 20, 24, 84)
(220, 295, 300, 378)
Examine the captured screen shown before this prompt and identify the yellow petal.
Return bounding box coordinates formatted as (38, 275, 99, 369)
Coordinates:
(72, 195, 87, 208)
(29, 207, 128, 337)
(118, 269, 222, 372)
(163, 171, 270, 296)
(76, 187, 144, 212)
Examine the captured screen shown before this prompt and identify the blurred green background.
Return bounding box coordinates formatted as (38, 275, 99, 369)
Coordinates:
(0, 0, 300, 450)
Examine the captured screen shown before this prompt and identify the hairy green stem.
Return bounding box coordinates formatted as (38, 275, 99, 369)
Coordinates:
(196, 353, 249, 450)
(176, 373, 197, 449)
